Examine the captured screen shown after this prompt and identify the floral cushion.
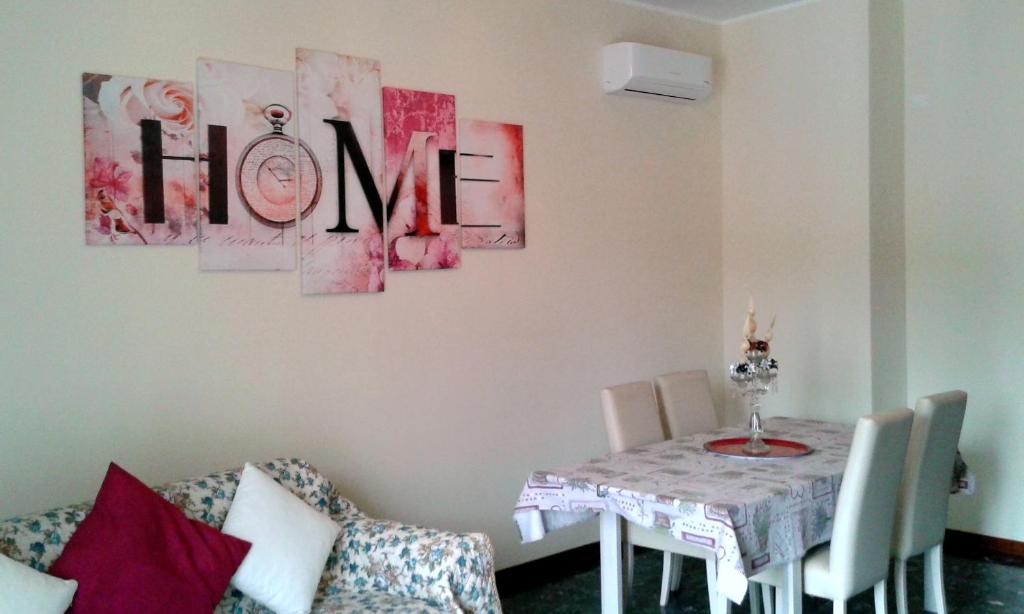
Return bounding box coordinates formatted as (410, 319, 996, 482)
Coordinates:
(316, 590, 452, 614)
(216, 588, 449, 614)
(0, 458, 501, 614)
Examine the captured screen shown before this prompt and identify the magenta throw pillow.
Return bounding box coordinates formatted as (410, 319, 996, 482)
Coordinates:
(49, 463, 251, 613)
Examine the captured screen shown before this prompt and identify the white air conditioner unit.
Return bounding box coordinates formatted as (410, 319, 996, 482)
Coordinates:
(602, 42, 712, 103)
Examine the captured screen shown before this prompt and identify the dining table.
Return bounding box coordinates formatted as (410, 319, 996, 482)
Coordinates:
(513, 417, 859, 614)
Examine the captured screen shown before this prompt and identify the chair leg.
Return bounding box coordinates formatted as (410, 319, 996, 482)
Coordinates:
(671, 553, 684, 590)
(874, 579, 888, 614)
(714, 589, 733, 614)
(705, 558, 719, 614)
(760, 583, 774, 614)
(621, 537, 633, 606)
(924, 544, 948, 614)
(894, 557, 909, 614)
(719, 593, 733, 614)
(659, 550, 673, 606)
(749, 583, 763, 614)
(833, 600, 847, 614)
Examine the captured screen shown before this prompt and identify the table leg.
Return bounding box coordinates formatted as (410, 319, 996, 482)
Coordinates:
(714, 590, 733, 614)
(600, 510, 623, 614)
(779, 559, 802, 614)
(924, 543, 947, 614)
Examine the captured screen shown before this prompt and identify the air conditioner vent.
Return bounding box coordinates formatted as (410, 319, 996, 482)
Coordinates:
(603, 42, 712, 104)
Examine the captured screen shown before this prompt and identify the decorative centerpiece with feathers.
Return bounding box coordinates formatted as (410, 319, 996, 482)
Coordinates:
(728, 299, 779, 455)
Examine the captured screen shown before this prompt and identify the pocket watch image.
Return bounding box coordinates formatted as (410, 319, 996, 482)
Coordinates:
(236, 104, 322, 226)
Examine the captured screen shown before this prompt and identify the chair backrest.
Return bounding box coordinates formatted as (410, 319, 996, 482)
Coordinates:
(653, 369, 718, 438)
(829, 408, 914, 597)
(892, 390, 968, 559)
(601, 381, 665, 453)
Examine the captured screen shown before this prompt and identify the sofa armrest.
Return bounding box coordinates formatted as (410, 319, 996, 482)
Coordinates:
(321, 514, 501, 613)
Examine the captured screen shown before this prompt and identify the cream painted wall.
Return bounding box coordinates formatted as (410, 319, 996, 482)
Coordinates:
(721, 0, 873, 425)
(0, 1, 723, 568)
(904, 0, 1024, 542)
(721, 0, 1022, 544)
(868, 0, 907, 412)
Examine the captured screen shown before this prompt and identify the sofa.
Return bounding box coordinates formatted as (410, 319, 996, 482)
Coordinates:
(0, 458, 502, 613)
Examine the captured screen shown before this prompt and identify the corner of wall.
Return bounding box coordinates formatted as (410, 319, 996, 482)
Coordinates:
(868, 0, 908, 411)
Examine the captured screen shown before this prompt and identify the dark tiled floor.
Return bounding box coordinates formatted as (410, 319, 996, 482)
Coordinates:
(502, 548, 1024, 613)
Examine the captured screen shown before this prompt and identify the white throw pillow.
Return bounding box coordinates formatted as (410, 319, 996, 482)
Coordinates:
(0, 553, 78, 614)
(222, 463, 341, 614)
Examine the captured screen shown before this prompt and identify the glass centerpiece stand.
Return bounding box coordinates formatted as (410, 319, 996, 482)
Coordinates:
(728, 342, 778, 456)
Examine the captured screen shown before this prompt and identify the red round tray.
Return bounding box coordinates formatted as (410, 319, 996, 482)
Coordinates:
(703, 437, 813, 459)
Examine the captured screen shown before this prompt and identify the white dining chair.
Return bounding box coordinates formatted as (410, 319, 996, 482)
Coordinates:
(654, 370, 771, 614)
(654, 369, 719, 439)
(751, 408, 914, 614)
(892, 390, 967, 614)
(602, 381, 665, 453)
(601, 381, 723, 611)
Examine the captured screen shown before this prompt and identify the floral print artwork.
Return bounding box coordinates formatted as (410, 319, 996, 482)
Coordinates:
(459, 120, 525, 249)
(83, 73, 197, 245)
(196, 60, 299, 271)
(296, 50, 386, 294)
(383, 88, 461, 270)
(1, 458, 500, 613)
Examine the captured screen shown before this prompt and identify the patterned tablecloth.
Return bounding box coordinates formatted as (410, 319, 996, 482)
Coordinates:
(513, 418, 855, 604)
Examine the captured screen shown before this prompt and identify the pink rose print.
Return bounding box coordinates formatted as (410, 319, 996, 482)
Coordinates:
(361, 227, 386, 291)
(388, 243, 417, 271)
(143, 80, 194, 135)
(88, 157, 132, 202)
(85, 74, 198, 245)
(166, 180, 196, 211)
(93, 188, 148, 245)
(428, 231, 461, 269)
(328, 227, 385, 292)
(116, 84, 148, 126)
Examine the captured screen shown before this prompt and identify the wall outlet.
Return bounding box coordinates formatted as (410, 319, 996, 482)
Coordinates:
(957, 471, 976, 495)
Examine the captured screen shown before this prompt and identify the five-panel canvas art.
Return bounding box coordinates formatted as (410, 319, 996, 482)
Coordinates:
(82, 50, 525, 295)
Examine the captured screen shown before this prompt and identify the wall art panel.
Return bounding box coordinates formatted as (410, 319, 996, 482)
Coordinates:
(82, 73, 197, 245)
(459, 120, 525, 249)
(196, 60, 307, 271)
(296, 49, 385, 294)
(382, 87, 460, 270)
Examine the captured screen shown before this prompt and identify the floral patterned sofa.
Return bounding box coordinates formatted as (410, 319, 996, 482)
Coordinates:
(0, 458, 501, 613)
